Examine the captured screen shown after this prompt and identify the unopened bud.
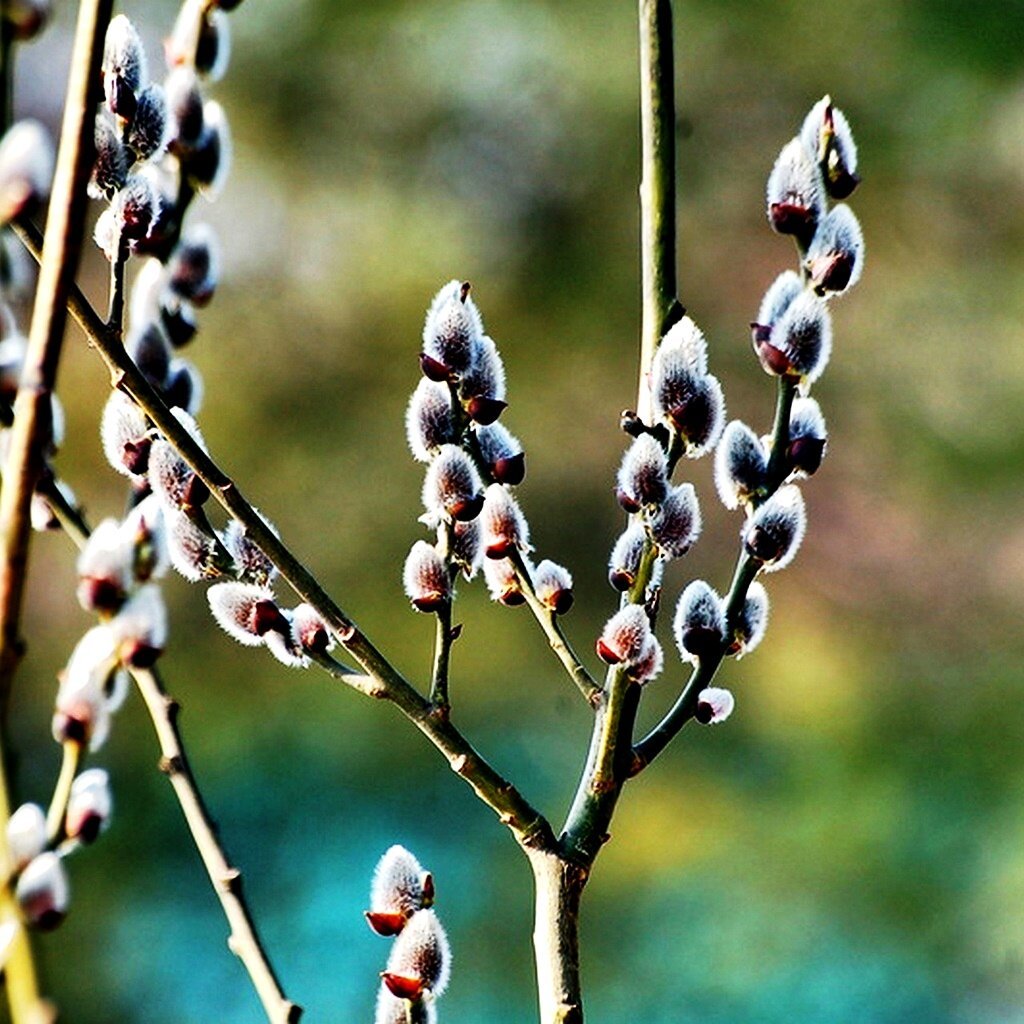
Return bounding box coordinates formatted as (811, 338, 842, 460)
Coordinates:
(480, 483, 529, 559)
(482, 554, 524, 605)
(6, 803, 46, 872)
(596, 604, 651, 665)
(15, 852, 68, 931)
(422, 280, 482, 378)
(673, 580, 725, 665)
(148, 410, 209, 509)
(207, 582, 287, 646)
(383, 909, 450, 998)
(630, 633, 663, 684)
(532, 560, 573, 615)
(76, 518, 131, 612)
(109, 584, 167, 667)
(651, 339, 724, 456)
(101, 390, 151, 479)
(89, 116, 127, 201)
(657, 315, 708, 376)
(714, 421, 768, 510)
(452, 519, 482, 580)
(164, 358, 204, 415)
(787, 396, 827, 477)
(406, 379, 454, 463)
(126, 321, 171, 388)
(113, 175, 160, 241)
(195, 9, 231, 81)
(649, 482, 701, 557)
(608, 521, 647, 592)
(805, 204, 864, 297)
(402, 541, 450, 613)
(164, 66, 205, 148)
(103, 15, 147, 103)
(0, 120, 53, 222)
(3, 0, 51, 41)
(187, 101, 231, 198)
(53, 626, 118, 751)
(65, 768, 112, 845)
(421, 445, 484, 524)
(743, 484, 806, 572)
(161, 301, 199, 347)
(167, 224, 219, 305)
(800, 96, 859, 200)
(93, 207, 119, 261)
(165, 507, 223, 581)
(264, 610, 307, 668)
(122, 494, 169, 582)
(221, 514, 278, 586)
(367, 845, 433, 936)
(127, 84, 168, 161)
(476, 423, 524, 485)
(729, 581, 769, 659)
(759, 289, 832, 385)
(766, 137, 824, 247)
(459, 334, 506, 418)
(616, 434, 668, 512)
(292, 604, 334, 655)
(695, 686, 735, 725)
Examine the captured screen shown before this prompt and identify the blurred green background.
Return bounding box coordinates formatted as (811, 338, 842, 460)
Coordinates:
(3, 0, 1024, 1020)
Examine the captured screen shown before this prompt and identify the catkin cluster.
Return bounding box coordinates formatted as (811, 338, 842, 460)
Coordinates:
(404, 281, 573, 621)
(366, 846, 451, 1024)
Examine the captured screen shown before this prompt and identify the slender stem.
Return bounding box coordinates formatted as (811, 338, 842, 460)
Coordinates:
(507, 547, 600, 707)
(429, 599, 453, 710)
(0, 4, 112, 1020)
(35, 473, 89, 550)
(106, 238, 128, 334)
(44, 740, 82, 846)
(637, 0, 677, 422)
(765, 376, 798, 487)
(131, 667, 301, 1023)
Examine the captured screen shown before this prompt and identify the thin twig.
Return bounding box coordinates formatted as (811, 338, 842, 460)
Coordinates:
(429, 599, 453, 710)
(13, 219, 555, 852)
(44, 740, 82, 846)
(131, 667, 303, 1024)
(0, 4, 112, 1020)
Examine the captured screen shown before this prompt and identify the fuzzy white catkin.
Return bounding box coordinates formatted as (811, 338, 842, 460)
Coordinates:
(386, 909, 451, 997)
(207, 581, 275, 646)
(597, 604, 651, 665)
(744, 484, 807, 572)
(370, 846, 430, 917)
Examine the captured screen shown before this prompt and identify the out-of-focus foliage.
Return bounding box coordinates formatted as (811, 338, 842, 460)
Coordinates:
(3, 0, 1023, 1021)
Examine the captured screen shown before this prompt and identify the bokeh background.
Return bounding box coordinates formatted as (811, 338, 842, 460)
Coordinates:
(3, 0, 1023, 1020)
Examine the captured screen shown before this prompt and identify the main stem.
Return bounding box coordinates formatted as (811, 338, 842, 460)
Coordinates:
(529, 3, 679, 1022)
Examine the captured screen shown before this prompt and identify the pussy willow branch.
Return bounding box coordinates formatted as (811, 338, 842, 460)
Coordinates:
(631, 375, 799, 770)
(44, 740, 82, 845)
(38, 474, 303, 1023)
(0, 3, 112, 1020)
(133, 668, 303, 1024)
(560, 0, 680, 868)
(13, 220, 555, 854)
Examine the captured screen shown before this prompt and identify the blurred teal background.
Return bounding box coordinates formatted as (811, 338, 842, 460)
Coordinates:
(3, 0, 1024, 1020)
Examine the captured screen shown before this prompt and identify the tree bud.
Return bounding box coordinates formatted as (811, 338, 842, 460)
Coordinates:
(714, 421, 768, 510)
(402, 541, 450, 613)
(195, 9, 231, 81)
(406, 379, 454, 463)
(421, 445, 484, 524)
(207, 582, 283, 646)
(76, 518, 131, 612)
(657, 315, 708, 375)
(787, 396, 827, 477)
(616, 434, 668, 512)
(805, 204, 864, 297)
(165, 507, 223, 581)
(164, 66, 205, 148)
(383, 909, 450, 998)
(532, 559, 573, 615)
(452, 519, 482, 580)
(127, 84, 168, 162)
(53, 627, 119, 751)
(187, 101, 231, 198)
(101, 390, 151, 480)
(422, 280, 482, 378)
(167, 223, 219, 305)
(221, 514, 278, 586)
(649, 482, 701, 558)
(743, 484, 806, 572)
(762, 291, 832, 385)
(88, 116, 127, 201)
(459, 334, 506, 420)
(673, 580, 725, 665)
(6, 803, 46, 872)
(263, 611, 307, 668)
(596, 604, 652, 665)
(15, 852, 68, 931)
(65, 768, 112, 845)
(475, 422, 525, 485)
(164, 358, 204, 415)
(480, 483, 530, 559)
(766, 137, 824, 247)
(102, 15, 147, 104)
(109, 584, 167, 667)
(292, 604, 335, 655)
(630, 633, 663, 684)
(800, 95, 859, 200)
(482, 555, 523, 605)
(126, 322, 171, 389)
(367, 846, 433, 936)
(3, 0, 51, 41)
(695, 686, 735, 725)
(122, 494, 169, 583)
(114, 175, 160, 242)
(729, 581, 769, 659)
(608, 521, 646, 592)
(0, 120, 53, 223)
(147, 409, 209, 509)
